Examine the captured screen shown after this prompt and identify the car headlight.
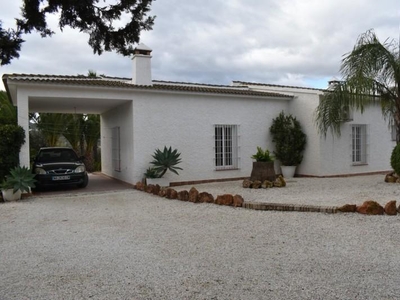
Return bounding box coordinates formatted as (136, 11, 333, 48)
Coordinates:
(34, 168, 46, 175)
(75, 165, 86, 173)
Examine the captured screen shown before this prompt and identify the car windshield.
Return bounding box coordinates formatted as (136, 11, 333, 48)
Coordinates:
(36, 149, 79, 163)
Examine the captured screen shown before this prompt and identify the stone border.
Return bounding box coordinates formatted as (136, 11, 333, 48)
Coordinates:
(243, 202, 338, 213)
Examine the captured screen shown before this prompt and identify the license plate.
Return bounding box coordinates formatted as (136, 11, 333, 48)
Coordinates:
(52, 175, 70, 181)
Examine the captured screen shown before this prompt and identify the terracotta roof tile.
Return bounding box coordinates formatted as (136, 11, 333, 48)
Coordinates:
(3, 74, 294, 98)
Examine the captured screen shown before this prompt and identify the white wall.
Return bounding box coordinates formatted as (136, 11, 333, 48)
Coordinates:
(243, 84, 324, 176)
(130, 91, 290, 184)
(101, 101, 135, 183)
(241, 83, 394, 176)
(319, 107, 394, 176)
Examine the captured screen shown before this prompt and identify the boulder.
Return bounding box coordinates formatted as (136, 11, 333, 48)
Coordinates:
(356, 200, 384, 215)
(233, 194, 244, 207)
(252, 180, 262, 189)
(145, 184, 155, 193)
(261, 180, 273, 188)
(338, 204, 357, 213)
(384, 200, 397, 215)
(278, 175, 286, 187)
(165, 188, 178, 199)
(152, 184, 161, 196)
(215, 194, 234, 206)
(177, 190, 189, 201)
(198, 192, 214, 203)
(385, 174, 397, 183)
(135, 181, 145, 191)
(188, 187, 199, 203)
(159, 188, 167, 197)
(242, 179, 252, 188)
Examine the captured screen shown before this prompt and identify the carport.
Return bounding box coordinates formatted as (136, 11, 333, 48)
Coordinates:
(2, 74, 136, 186)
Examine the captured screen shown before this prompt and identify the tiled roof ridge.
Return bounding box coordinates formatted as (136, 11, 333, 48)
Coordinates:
(233, 80, 327, 92)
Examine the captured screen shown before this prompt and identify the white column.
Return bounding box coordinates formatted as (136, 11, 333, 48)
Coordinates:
(16, 90, 30, 167)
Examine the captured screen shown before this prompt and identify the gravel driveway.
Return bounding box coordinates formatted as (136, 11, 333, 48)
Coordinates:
(1, 176, 400, 299)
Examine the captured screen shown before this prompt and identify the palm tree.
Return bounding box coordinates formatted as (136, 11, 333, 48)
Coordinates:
(315, 29, 400, 143)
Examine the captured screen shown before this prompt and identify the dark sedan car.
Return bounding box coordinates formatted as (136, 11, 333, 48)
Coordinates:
(32, 147, 89, 189)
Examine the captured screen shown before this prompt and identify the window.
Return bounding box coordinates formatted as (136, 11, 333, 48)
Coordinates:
(112, 127, 121, 171)
(352, 125, 367, 164)
(214, 125, 239, 170)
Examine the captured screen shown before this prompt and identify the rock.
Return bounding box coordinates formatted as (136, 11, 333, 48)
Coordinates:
(146, 184, 155, 193)
(159, 188, 167, 197)
(277, 175, 286, 187)
(356, 200, 384, 215)
(273, 181, 282, 187)
(135, 182, 145, 191)
(384, 200, 397, 215)
(385, 174, 397, 183)
(242, 179, 252, 188)
(198, 192, 214, 203)
(165, 188, 178, 199)
(252, 180, 262, 189)
(188, 187, 199, 203)
(233, 194, 244, 207)
(177, 190, 189, 201)
(261, 180, 273, 188)
(215, 194, 234, 206)
(152, 184, 161, 196)
(338, 204, 357, 213)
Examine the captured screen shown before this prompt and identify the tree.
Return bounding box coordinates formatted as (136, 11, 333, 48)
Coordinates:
(0, 91, 17, 124)
(0, 0, 155, 65)
(315, 29, 400, 143)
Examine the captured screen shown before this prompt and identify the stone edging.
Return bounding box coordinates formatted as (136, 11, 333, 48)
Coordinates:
(243, 201, 338, 214)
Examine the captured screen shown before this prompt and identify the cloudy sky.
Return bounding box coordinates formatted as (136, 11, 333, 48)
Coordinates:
(1, 0, 399, 91)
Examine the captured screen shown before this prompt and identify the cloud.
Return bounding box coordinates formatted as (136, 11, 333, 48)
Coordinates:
(1, 0, 399, 90)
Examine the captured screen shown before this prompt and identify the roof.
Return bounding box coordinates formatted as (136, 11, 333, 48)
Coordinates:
(3, 74, 294, 98)
(233, 80, 327, 92)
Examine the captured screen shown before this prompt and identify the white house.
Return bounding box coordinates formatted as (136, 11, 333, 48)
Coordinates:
(2, 44, 394, 185)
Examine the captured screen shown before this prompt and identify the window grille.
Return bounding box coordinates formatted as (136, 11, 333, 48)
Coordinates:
(214, 125, 239, 170)
(112, 127, 121, 171)
(351, 125, 367, 164)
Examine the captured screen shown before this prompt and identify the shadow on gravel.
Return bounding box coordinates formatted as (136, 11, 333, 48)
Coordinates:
(32, 172, 134, 197)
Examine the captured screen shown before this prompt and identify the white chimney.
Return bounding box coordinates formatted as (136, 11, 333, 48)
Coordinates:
(132, 43, 152, 85)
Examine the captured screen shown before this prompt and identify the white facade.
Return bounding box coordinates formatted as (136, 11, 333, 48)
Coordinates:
(235, 82, 394, 177)
(101, 89, 291, 184)
(3, 46, 395, 185)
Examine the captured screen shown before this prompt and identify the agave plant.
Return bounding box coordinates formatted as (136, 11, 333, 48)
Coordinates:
(1, 166, 37, 193)
(150, 146, 182, 178)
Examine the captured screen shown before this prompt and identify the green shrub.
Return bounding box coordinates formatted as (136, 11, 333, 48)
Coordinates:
(0, 124, 25, 181)
(269, 112, 306, 166)
(391, 144, 400, 174)
(251, 146, 274, 162)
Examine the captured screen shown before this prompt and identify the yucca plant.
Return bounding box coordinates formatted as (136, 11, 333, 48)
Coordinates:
(1, 166, 37, 193)
(150, 146, 182, 178)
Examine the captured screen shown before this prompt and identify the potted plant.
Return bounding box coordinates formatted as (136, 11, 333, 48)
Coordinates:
(145, 146, 182, 187)
(269, 112, 307, 178)
(249, 146, 276, 182)
(1, 166, 37, 201)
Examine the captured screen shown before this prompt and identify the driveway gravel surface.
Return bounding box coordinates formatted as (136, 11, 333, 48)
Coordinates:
(1, 175, 400, 299)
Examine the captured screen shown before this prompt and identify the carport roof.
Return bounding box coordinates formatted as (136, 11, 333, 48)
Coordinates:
(3, 74, 294, 99)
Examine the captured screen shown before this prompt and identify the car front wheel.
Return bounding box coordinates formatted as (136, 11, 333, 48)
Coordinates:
(78, 174, 89, 188)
